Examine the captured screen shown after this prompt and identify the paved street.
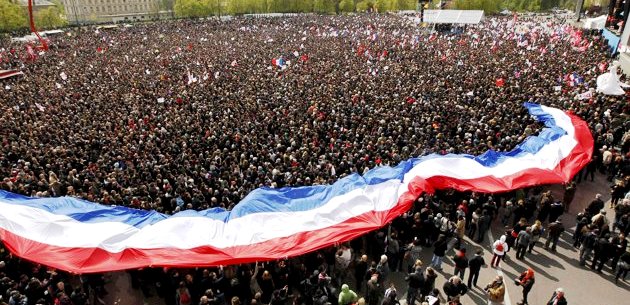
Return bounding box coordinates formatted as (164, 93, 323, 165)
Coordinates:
(103, 173, 629, 305)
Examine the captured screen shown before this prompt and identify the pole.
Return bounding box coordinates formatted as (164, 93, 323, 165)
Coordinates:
(576, 0, 584, 22)
(420, 1, 425, 23)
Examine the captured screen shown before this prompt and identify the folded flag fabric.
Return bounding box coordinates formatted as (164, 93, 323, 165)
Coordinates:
(0, 103, 593, 273)
(0, 69, 24, 80)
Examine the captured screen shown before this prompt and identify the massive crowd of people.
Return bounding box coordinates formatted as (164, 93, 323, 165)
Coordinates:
(0, 12, 629, 305)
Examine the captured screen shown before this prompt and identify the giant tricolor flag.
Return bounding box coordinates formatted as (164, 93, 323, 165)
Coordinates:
(0, 103, 592, 273)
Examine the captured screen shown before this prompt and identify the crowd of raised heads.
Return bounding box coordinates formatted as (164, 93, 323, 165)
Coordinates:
(0, 12, 629, 305)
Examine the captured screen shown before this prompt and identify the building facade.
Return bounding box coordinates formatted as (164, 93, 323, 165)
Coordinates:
(61, 0, 168, 24)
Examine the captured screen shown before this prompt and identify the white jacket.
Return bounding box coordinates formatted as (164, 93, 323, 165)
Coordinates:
(493, 236, 508, 255)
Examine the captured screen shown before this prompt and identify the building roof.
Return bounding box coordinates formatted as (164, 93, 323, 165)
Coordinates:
(422, 10, 485, 24)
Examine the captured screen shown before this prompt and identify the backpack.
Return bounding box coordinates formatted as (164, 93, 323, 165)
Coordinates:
(179, 289, 191, 304)
(496, 243, 504, 252)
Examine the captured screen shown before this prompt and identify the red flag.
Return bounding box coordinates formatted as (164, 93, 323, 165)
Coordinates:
(406, 96, 416, 104)
(300, 54, 309, 62)
(25, 44, 36, 61)
(357, 44, 366, 57)
(495, 78, 505, 87)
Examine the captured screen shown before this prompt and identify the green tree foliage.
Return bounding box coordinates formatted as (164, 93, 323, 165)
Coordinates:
(36, 1, 68, 29)
(0, 0, 27, 32)
(174, 0, 214, 17)
(339, 0, 354, 12)
(356, 0, 375, 11)
(171, 0, 611, 17)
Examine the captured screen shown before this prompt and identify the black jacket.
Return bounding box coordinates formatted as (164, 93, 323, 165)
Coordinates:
(546, 292, 567, 305)
(405, 271, 425, 289)
(468, 255, 485, 272)
(443, 281, 467, 298)
(433, 239, 448, 256)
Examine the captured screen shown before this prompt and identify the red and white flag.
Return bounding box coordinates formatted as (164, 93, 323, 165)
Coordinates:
(25, 45, 36, 61)
(0, 69, 24, 80)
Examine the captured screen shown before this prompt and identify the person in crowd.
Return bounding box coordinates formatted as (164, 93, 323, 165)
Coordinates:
(430, 235, 448, 271)
(515, 269, 535, 305)
(548, 201, 564, 223)
(546, 288, 567, 305)
(613, 199, 630, 232)
(366, 274, 382, 305)
(591, 234, 613, 273)
(544, 219, 565, 252)
(338, 284, 358, 305)
(610, 233, 627, 270)
(405, 267, 424, 305)
(442, 276, 467, 303)
(528, 220, 544, 253)
(615, 250, 630, 283)
(563, 182, 577, 212)
(484, 275, 505, 305)
(454, 215, 466, 250)
(516, 227, 532, 259)
(579, 227, 599, 266)
(355, 255, 369, 293)
(451, 248, 468, 279)
(467, 249, 485, 288)
(501, 201, 514, 227)
(386, 234, 400, 273)
(611, 181, 625, 208)
(491, 235, 508, 268)
(573, 213, 589, 248)
(591, 210, 609, 231)
(376, 255, 390, 285)
(382, 282, 399, 305)
(468, 208, 481, 238)
(420, 267, 437, 299)
(176, 281, 193, 305)
(406, 239, 423, 273)
(537, 193, 552, 224)
(586, 195, 605, 217)
(477, 210, 493, 243)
